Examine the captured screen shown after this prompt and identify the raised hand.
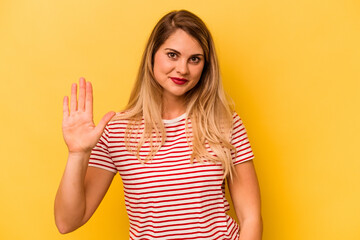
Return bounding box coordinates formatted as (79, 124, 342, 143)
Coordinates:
(62, 78, 115, 154)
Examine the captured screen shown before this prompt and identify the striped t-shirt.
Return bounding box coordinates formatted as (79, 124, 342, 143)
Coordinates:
(89, 112, 254, 239)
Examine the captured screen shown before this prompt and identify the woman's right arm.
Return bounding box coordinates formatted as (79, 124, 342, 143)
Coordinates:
(54, 78, 116, 234)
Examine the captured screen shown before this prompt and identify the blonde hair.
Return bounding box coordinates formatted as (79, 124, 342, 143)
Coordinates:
(114, 10, 237, 179)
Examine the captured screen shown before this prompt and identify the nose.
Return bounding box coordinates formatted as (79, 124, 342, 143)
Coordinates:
(176, 59, 189, 76)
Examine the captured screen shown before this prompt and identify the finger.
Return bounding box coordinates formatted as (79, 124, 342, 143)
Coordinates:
(78, 78, 86, 111)
(95, 111, 116, 135)
(63, 96, 69, 119)
(85, 81, 93, 114)
(78, 77, 86, 111)
(70, 83, 77, 112)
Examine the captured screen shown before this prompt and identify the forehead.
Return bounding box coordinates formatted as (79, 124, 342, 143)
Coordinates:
(160, 29, 203, 54)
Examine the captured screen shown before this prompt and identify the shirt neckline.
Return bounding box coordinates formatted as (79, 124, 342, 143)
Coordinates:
(162, 113, 187, 124)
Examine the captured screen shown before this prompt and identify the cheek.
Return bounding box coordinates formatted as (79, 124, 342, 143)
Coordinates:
(154, 55, 172, 76)
(192, 64, 205, 79)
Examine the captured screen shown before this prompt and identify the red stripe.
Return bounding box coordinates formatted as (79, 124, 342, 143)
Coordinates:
(118, 161, 221, 172)
(128, 211, 224, 225)
(124, 178, 222, 191)
(127, 202, 224, 216)
(129, 225, 228, 239)
(124, 182, 222, 195)
(120, 167, 222, 178)
(129, 219, 227, 234)
(125, 196, 224, 211)
(122, 173, 222, 185)
(124, 189, 221, 200)
(125, 192, 222, 205)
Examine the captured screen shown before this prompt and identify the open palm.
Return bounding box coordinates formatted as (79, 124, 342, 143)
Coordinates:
(62, 78, 115, 154)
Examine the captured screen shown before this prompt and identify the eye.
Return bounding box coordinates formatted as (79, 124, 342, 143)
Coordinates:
(167, 52, 177, 59)
(189, 56, 201, 64)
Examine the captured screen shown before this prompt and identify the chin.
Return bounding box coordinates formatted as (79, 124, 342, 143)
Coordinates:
(167, 90, 187, 98)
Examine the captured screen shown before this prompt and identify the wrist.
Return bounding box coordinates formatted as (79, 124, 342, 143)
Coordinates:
(66, 151, 92, 173)
(68, 151, 91, 160)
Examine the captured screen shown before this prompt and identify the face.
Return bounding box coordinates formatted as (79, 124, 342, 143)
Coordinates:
(153, 29, 205, 101)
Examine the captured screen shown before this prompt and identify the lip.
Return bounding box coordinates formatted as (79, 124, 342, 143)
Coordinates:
(170, 77, 188, 85)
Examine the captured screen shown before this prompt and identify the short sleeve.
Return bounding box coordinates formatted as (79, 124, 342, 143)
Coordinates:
(231, 112, 255, 165)
(88, 125, 117, 173)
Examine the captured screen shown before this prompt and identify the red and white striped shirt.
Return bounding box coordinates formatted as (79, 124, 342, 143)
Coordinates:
(89, 112, 254, 239)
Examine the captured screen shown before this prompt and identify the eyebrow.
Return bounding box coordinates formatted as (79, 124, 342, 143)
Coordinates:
(164, 48, 204, 57)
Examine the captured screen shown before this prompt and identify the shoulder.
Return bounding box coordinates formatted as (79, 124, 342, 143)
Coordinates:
(231, 111, 247, 131)
(232, 111, 243, 122)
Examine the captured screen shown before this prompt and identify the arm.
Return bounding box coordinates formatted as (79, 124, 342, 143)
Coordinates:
(227, 160, 263, 240)
(55, 157, 115, 234)
(54, 78, 116, 234)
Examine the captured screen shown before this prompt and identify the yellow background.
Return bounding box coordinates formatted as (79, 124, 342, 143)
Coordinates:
(0, 0, 359, 239)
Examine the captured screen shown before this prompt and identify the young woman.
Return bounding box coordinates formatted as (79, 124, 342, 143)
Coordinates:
(55, 10, 262, 240)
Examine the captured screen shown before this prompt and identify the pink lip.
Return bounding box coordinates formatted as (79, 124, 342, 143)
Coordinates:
(170, 77, 188, 85)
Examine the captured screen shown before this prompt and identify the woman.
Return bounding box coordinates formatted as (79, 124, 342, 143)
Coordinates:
(55, 10, 262, 240)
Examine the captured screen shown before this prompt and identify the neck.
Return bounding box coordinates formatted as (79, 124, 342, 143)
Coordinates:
(162, 94, 186, 120)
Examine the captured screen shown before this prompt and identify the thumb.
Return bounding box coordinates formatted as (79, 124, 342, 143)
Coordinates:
(95, 111, 116, 134)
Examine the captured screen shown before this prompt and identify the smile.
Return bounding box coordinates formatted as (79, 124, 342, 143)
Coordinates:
(170, 77, 188, 85)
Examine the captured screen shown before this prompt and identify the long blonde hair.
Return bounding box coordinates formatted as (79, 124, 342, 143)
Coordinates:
(115, 10, 237, 179)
